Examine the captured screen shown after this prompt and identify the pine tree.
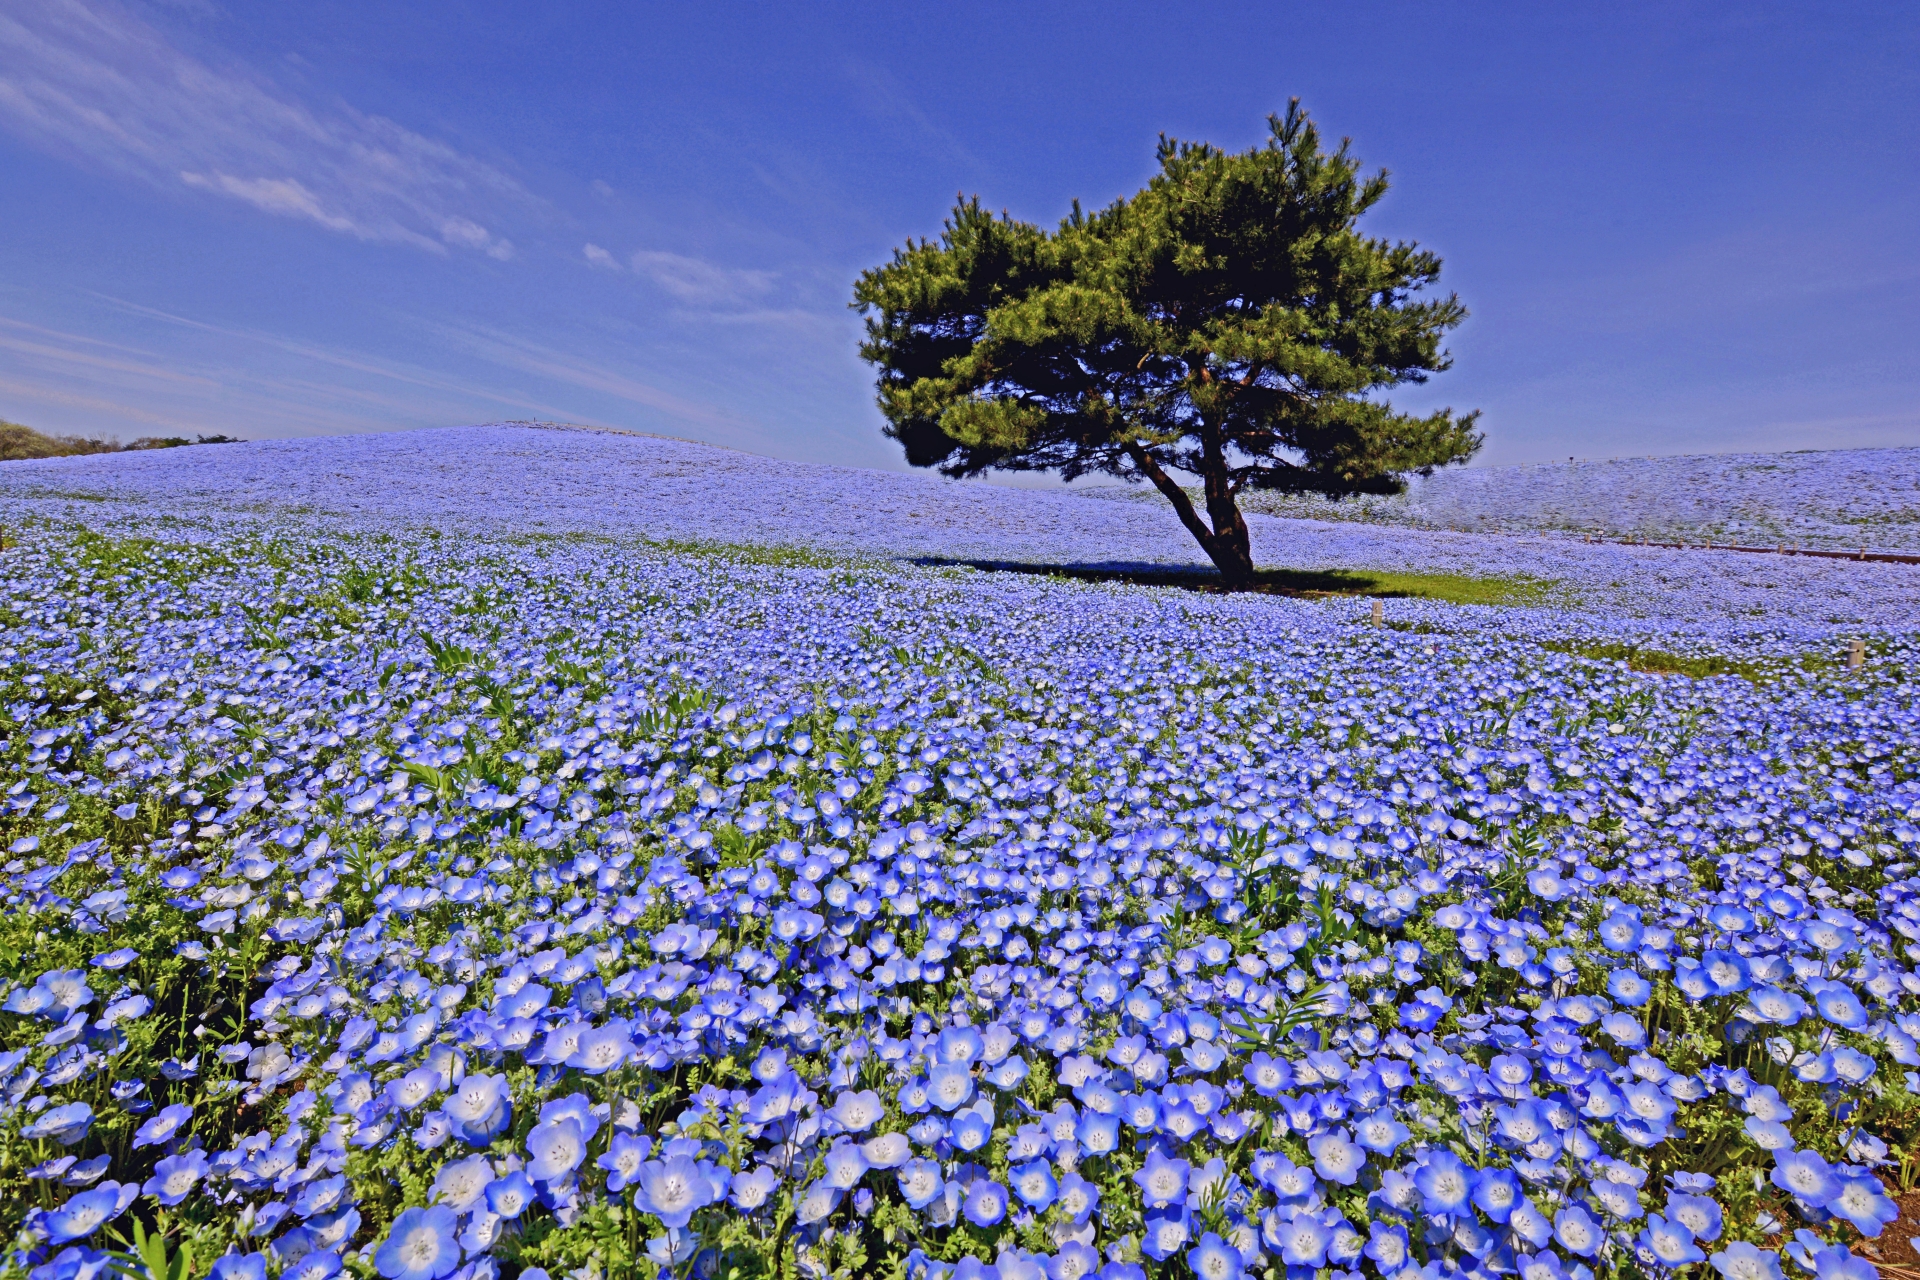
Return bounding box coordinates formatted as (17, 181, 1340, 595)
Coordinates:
(853, 101, 1481, 582)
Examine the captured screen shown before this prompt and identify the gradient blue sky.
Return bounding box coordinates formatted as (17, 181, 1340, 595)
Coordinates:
(1, 0, 1915, 474)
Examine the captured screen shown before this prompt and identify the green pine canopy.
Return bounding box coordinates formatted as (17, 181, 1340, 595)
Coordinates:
(854, 101, 1481, 581)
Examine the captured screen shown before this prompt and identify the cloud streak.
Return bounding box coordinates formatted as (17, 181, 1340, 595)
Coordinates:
(0, 0, 530, 256)
(628, 249, 775, 305)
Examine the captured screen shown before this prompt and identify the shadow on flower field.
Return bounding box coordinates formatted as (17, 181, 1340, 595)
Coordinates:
(919, 558, 1562, 608)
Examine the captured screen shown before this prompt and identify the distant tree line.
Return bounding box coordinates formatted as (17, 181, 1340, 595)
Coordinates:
(0, 420, 244, 462)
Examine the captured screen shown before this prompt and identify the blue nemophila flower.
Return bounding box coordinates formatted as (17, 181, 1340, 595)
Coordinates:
(1825, 1173, 1895, 1236)
(598, 1132, 649, 1192)
(131, 1102, 191, 1148)
(729, 1165, 781, 1211)
(442, 1073, 511, 1144)
(1134, 1149, 1189, 1208)
(427, 1155, 491, 1213)
(822, 1141, 870, 1189)
(143, 1150, 207, 1206)
(1598, 913, 1644, 952)
(1771, 1147, 1840, 1204)
(6, 968, 91, 1019)
(374, 1205, 460, 1280)
(926, 1063, 973, 1111)
(1515, 1251, 1569, 1280)
(1710, 1241, 1785, 1280)
(1051, 1240, 1101, 1280)
(284, 1252, 343, 1280)
(1639, 1214, 1705, 1266)
(829, 1088, 882, 1132)
(1413, 1150, 1474, 1215)
(897, 1160, 944, 1210)
(861, 1132, 911, 1169)
(1800, 1246, 1879, 1280)
(293, 1175, 349, 1219)
(524, 1117, 587, 1183)
(1589, 1178, 1642, 1220)
(949, 1104, 993, 1152)
(1187, 1232, 1245, 1280)
(630, 1152, 723, 1228)
(1472, 1167, 1521, 1223)
(484, 1172, 534, 1219)
(43, 1186, 124, 1244)
(1140, 1207, 1191, 1262)
(1743, 985, 1808, 1024)
(1307, 1130, 1366, 1185)
(1243, 1052, 1291, 1097)
(1811, 984, 1869, 1030)
(1501, 1178, 1561, 1246)
(1267, 1208, 1330, 1267)
(960, 1178, 1006, 1227)
(1606, 969, 1651, 1006)
(23, 1102, 93, 1145)
(568, 1022, 635, 1073)
(1399, 985, 1453, 1031)
(1069, 1089, 1123, 1147)
(1009, 1160, 1057, 1209)
(209, 1255, 267, 1280)
(1667, 1191, 1724, 1241)
(1554, 1205, 1603, 1257)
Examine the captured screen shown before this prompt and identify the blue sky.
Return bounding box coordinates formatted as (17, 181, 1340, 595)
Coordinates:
(0, 1, 1915, 474)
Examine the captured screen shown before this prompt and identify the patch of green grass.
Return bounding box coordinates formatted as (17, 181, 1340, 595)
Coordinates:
(647, 536, 856, 571)
(1543, 640, 1763, 681)
(1325, 569, 1560, 607)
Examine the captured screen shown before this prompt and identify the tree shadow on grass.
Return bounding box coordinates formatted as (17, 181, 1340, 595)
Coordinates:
(915, 557, 1555, 606)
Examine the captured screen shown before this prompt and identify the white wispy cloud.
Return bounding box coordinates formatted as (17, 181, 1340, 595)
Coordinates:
(0, 0, 534, 255)
(629, 249, 776, 305)
(438, 216, 514, 260)
(582, 243, 620, 270)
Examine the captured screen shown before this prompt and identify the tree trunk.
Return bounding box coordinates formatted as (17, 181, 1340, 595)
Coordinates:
(1122, 441, 1257, 584)
(1201, 513, 1255, 583)
(1196, 422, 1255, 582)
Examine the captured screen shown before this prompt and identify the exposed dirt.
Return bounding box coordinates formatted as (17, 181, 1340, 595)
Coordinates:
(1869, 1187, 1920, 1275)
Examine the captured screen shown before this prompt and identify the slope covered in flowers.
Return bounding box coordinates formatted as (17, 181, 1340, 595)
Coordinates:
(1100, 448, 1920, 556)
(4, 424, 1918, 635)
(0, 430, 1917, 1280)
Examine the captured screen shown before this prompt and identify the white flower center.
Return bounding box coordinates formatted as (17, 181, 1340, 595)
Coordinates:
(403, 1225, 441, 1266)
(654, 1172, 693, 1211)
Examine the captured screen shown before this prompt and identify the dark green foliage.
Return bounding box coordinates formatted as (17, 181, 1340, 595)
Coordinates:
(854, 102, 1481, 580)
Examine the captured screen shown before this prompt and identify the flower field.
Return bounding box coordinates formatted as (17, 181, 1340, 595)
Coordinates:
(1, 426, 1918, 1280)
(1084, 448, 1920, 557)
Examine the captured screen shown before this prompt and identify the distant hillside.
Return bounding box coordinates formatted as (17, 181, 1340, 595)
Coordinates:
(0, 419, 243, 461)
(1080, 447, 1920, 554)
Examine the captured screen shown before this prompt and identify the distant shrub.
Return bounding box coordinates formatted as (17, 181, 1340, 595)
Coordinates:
(0, 420, 243, 461)
(0, 420, 121, 461)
